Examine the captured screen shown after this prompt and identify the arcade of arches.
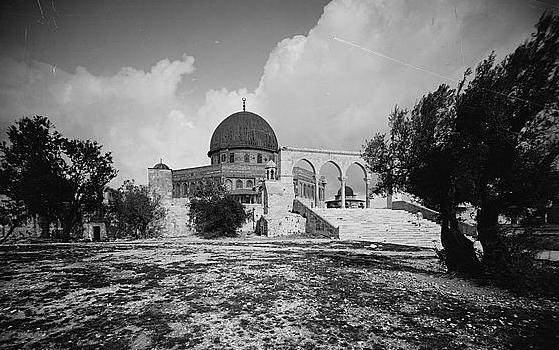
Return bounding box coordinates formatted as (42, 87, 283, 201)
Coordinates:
(279, 146, 374, 209)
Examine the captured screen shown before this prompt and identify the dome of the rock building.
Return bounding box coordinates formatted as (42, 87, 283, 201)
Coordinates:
(208, 111, 278, 155)
(152, 162, 170, 170)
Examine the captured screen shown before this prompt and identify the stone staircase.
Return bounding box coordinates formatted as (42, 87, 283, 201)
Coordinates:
(311, 208, 441, 248)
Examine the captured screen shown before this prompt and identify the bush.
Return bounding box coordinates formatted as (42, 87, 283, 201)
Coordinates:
(189, 183, 248, 238)
(481, 232, 559, 298)
(107, 180, 166, 239)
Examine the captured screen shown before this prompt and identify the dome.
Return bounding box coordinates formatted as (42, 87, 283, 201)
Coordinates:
(209, 111, 278, 155)
(337, 186, 354, 197)
(152, 162, 170, 170)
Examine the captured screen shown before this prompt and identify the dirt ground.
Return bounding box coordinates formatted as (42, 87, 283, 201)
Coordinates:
(0, 239, 558, 350)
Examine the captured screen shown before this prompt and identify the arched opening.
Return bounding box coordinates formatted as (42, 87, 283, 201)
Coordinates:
(246, 179, 254, 188)
(292, 159, 318, 207)
(345, 162, 367, 209)
(225, 179, 233, 191)
(319, 161, 343, 208)
(236, 179, 243, 189)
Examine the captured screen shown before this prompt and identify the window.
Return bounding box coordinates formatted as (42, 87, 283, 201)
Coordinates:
(230, 153, 235, 163)
(257, 154, 262, 163)
(221, 154, 226, 163)
(246, 180, 253, 188)
(244, 153, 250, 163)
(236, 179, 243, 189)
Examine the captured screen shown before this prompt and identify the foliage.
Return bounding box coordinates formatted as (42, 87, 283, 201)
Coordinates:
(455, 12, 559, 266)
(107, 180, 166, 239)
(0, 195, 28, 243)
(361, 106, 410, 197)
(189, 181, 249, 238)
(363, 13, 558, 274)
(480, 231, 559, 298)
(0, 116, 117, 240)
(363, 84, 480, 274)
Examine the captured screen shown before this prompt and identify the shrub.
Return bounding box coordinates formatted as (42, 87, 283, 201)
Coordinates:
(481, 231, 559, 297)
(189, 182, 248, 238)
(107, 180, 166, 239)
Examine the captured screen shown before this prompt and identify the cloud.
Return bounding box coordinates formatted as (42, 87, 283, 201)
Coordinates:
(0, 0, 544, 187)
(0, 54, 210, 185)
(201, 0, 541, 153)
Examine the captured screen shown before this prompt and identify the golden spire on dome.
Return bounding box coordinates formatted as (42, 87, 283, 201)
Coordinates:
(242, 97, 246, 112)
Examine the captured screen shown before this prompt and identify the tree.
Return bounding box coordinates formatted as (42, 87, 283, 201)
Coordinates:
(0, 116, 117, 240)
(456, 13, 559, 266)
(189, 181, 248, 238)
(0, 196, 27, 243)
(0, 116, 66, 234)
(107, 180, 166, 239)
(364, 13, 559, 272)
(362, 106, 410, 204)
(363, 85, 480, 274)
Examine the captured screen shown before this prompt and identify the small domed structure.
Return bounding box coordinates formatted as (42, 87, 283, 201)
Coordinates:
(152, 162, 170, 170)
(326, 185, 365, 208)
(337, 185, 354, 197)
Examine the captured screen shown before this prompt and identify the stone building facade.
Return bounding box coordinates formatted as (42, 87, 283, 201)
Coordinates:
(148, 100, 373, 237)
(161, 107, 279, 205)
(148, 103, 284, 236)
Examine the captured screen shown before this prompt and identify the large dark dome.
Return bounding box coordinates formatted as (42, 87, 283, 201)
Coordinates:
(208, 111, 278, 155)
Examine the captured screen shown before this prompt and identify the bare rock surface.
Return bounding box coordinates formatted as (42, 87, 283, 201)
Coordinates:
(0, 239, 557, 349)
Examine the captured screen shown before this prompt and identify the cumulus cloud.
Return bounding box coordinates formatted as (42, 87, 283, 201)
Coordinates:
(202, 0, 541, 152)
(0, 54, 210, 184)
(0, 0, 544, 187)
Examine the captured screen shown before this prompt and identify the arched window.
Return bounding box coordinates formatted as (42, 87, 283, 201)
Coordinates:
(225, 179, 233, 191)
(230, 153, 235, 163)
(257, 154, 263, 163)
(244, 153, 250, 163)
(246, 180, 253, 188)
(236, 179, 243, 189)
(221, 153, 226, 163)
(183, 183, 188, 197)
(270, 169, 274, 179)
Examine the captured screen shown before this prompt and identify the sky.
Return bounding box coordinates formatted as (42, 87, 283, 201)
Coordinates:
(0, 0, 555, 191)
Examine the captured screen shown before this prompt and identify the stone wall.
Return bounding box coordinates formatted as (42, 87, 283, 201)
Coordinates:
(171, 162, 268, 197)
(83, 222, 107, 241)
(260, 180, 306, 237)
(148, 168, 172, 200)
(158, 198, 192, 237)
(292, 199, 339, 238)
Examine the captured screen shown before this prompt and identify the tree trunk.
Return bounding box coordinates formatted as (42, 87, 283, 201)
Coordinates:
(0, 225, 17, 244)
(477, 199, 508, 267)
(439, 178, 480, 275)
(38, 215, 50, 237)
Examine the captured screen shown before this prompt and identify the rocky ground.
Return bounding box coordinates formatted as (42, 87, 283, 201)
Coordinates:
(0, 239, 557, 349)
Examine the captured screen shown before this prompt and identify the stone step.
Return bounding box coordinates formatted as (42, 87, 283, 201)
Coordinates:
(310, 207, 442, 247)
